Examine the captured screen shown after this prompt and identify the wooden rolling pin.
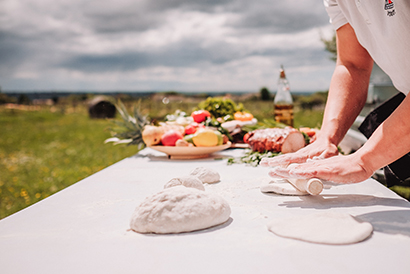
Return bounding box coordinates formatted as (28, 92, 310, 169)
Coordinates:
(284, 163, 324, 195)
(287, 178, 324, 195)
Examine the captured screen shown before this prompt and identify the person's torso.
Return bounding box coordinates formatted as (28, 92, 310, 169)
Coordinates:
(337, 0, 410, 94)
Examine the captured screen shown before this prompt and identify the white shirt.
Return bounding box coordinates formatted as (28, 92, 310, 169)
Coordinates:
(324, 0, 410, 95)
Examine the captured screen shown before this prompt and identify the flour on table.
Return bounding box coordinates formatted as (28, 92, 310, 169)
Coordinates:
(267, 212, 373, 245)
(164, 175, 205, 191)
(130, 186, 231, 234)
(260, 179, 308, 196)
(190, 167, 220, 184)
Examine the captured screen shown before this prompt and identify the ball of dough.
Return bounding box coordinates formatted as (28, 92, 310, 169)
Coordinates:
(190, 167, 220, 184)
(130, 186, 231, 234)
(164, 175, 205, 191)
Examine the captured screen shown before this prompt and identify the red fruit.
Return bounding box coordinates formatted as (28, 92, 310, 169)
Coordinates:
(243, 132, 251, 143)
(184, 124, 197, 135)
(161, 130, 183, 146)
(191, 110, 211, 123)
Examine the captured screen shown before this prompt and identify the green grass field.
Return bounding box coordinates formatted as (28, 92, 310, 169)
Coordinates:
(1, 97, 409, 219)
(0, 107, 140, 219)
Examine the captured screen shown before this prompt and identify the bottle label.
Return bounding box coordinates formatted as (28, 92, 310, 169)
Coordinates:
(274, 104, 294, 127)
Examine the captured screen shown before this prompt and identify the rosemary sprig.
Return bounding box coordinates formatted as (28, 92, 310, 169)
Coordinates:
(227, 150, 280, 167)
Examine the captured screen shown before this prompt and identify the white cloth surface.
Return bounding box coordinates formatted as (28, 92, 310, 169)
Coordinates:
(1, 148, 410, 274)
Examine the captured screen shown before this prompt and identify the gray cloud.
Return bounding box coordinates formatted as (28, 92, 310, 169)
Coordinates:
(0, 0, 335, 92)
(0, 31, 27, 70)
(146, 0, 234, 12)
(85, 12, 162, 33)
(230, 8, 329, 34)
(60, 37, 246, 72)
(76, 0, 235, 34)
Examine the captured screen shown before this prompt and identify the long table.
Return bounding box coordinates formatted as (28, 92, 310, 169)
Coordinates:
(1, 148, 410, 274)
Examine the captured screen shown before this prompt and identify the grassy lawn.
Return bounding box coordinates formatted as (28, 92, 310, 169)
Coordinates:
(0, 107, 140, 219)
(1, 97, 409, 219)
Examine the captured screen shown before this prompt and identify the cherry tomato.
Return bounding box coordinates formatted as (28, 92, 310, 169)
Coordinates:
(243, 132, 251, 143)
(191, 110, 211, 123)
(299, 127, 316, 137)
(184, 124, 197, 135)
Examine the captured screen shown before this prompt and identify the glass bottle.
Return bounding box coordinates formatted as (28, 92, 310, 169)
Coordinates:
(274, 65, 294, 127)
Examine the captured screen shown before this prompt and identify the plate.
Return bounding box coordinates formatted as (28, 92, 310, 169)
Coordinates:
(149, 142, 232, 159)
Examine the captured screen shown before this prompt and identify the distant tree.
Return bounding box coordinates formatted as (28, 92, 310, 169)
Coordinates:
(51, 96, 59, 104)
(321, 32, 337, 62)
(298, 91, 328, 110)
(260, 87, 271, 101)
(18, 94, 31, 105)
(164, 91, 179, 96)
(0, 93, 12, 104)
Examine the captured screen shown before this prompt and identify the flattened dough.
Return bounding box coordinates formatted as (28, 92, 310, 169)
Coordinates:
(190, 167, 220, 184)
(260, 179, 308, 196)
(267, 212, 373, 245)
(164, 175, 205, 191)
(130, 186, 231, 234)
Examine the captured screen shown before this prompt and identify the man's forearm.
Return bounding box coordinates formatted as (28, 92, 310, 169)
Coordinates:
(318, 62, 371, 146)
(318, 23, 373, 147)
(357, 94, 410, 173)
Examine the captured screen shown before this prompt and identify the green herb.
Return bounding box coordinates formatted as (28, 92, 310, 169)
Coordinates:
(227, 150, 280, 167)
(301, 131, 310, 145)
(197, 97, 244, 118)
(241, 118, 287, 133)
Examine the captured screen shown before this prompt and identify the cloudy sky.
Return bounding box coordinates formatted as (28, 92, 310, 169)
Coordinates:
(1, 0, 336, 93)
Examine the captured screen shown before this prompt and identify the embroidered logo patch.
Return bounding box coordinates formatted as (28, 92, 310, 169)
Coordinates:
(385, 0, 396, 17)
(385, 0, 394, 10)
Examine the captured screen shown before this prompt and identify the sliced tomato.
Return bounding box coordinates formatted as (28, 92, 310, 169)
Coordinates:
(191, 110, 211, 123)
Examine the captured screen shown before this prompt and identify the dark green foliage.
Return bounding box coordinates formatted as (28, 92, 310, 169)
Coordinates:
(260, 87, 271, 101)
(296, 91, 328, 110)
(227, 150, 280, 167)
(197, 97, 244, 118)
(321, 32, 337, 62)
(0, 93, 16, 104)
(17, 94, 31, 105)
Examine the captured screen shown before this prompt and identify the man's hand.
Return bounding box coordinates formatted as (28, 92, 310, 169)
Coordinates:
(266, 154, 374, 184)
(260, 138, 339, 167)
(261, 22, 373, 182)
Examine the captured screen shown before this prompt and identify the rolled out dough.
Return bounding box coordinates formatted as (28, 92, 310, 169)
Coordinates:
(130, 186, 231, 234)
(260, 179, 308, 196)
(164, 175, 205, 191)
(267, 212, 373, 245)
(190, 167, 220, 184)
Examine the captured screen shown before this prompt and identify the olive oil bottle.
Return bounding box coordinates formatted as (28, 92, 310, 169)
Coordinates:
(274, 65, 294, 127)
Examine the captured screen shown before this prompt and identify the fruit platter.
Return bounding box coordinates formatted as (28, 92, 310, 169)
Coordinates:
(142, 110, 234, 158)
(105, 98, 255, 158)
(105, 97, 318, 161)
(149, 143, 232, 159)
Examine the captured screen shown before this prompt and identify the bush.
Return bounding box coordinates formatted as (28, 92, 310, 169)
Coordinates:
(0, 93, 16, 104)
(297, 91, 328, 110)
(260, 87, 271, 101)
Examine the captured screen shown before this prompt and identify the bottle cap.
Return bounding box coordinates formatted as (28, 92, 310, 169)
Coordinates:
(279, 65, 286, 78)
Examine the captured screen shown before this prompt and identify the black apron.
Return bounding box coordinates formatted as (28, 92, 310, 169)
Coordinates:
(358, 92, 410, 187)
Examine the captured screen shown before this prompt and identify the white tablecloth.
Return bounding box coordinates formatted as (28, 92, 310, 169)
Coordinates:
(1, 148, 410, 274)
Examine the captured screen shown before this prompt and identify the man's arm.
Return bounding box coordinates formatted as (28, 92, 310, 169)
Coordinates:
(266, 23, 410, 183)
(261, 23, 373, 167)
(319, 23, 374, 146)
(268, 91, 410, 184)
